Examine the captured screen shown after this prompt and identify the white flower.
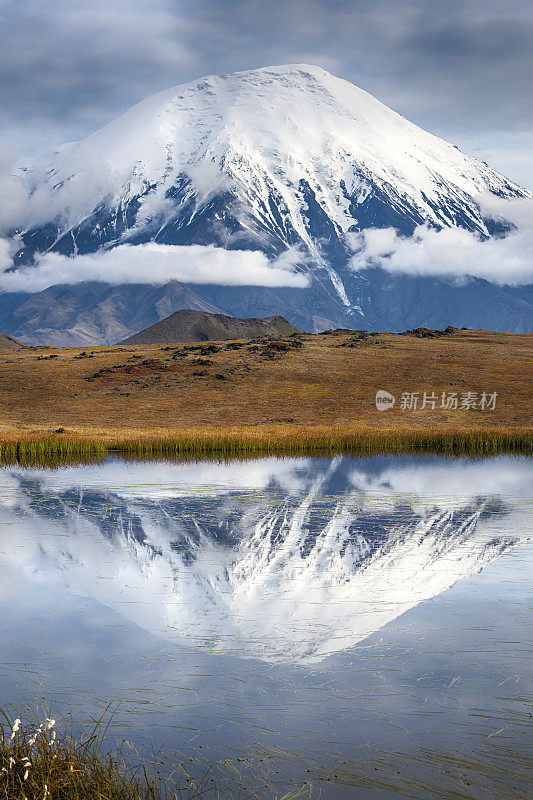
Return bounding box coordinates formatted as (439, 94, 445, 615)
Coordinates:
(43, 784, 50, 798)
(23, 769, 29, 781)
(10, 719, 21, 740)
(45, 719, 55, 731)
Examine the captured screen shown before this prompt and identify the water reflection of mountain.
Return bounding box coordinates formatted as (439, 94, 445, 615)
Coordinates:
(0, 457, 530, 663)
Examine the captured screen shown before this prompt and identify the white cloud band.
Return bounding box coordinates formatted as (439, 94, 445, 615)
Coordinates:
(349, 197, 533, 287)
(0, 242, 309, 293)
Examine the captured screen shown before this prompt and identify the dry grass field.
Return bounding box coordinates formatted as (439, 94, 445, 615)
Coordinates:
(0, 328, 531, 458)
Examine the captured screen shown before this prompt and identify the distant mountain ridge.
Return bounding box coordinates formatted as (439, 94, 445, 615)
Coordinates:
(120, 309, 301, 344)
(3, 64, 533, 343)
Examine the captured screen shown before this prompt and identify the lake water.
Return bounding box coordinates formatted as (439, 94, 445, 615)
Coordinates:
(0, 454, 531, 799)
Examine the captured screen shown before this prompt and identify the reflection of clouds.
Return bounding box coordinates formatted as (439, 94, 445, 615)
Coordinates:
(0, 456, 530, 664)
(3, 457, 309, 499)
(350, 456, 533, 510)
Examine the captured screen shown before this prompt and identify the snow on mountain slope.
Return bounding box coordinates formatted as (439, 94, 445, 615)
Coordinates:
(1, 456, 529, 664)
(18, 65, 526, 255)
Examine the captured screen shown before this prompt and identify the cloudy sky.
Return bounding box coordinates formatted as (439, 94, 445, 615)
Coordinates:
(1, 0, 532, 188)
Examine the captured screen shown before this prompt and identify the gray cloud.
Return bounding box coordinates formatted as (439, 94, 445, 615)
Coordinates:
(0, 1, 189, 135)
(0, 1, 532, 186)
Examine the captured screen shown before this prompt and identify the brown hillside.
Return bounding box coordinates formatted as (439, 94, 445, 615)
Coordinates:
(0, 329, 530, 451)
(0, 332, 23, 351)
(120, 310, 301, 344)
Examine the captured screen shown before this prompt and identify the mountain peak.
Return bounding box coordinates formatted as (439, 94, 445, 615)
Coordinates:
(9, 65, 532, 344)
(24, 63, 525, 234)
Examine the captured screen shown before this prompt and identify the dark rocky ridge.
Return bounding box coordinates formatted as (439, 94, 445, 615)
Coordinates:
(119, 309, 301, 345)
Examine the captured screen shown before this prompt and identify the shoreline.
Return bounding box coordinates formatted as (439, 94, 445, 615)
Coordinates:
(0, 424, 531, 465)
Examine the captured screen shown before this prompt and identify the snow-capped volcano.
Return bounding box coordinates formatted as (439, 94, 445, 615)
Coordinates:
(5, 65, 533, 343)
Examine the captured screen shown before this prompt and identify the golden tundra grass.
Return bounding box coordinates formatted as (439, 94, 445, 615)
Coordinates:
(0, 427, 531, 466)
(1, 713, 161, 800)
(0, 329, 531, 462)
